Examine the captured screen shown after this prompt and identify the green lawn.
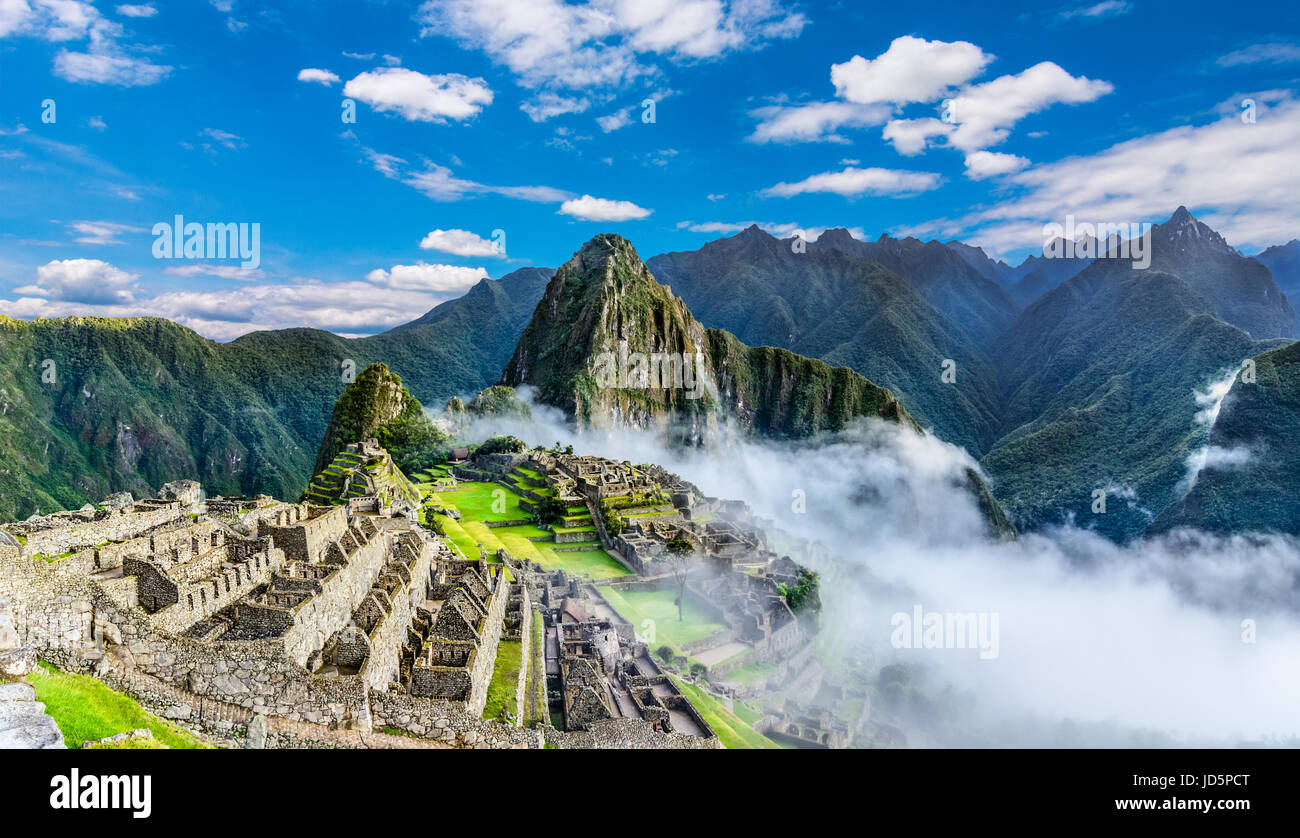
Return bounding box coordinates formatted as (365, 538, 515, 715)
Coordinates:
(721, 660, 776, 687)
(433, 481, 528, 522)
(671, 677, 781, 750)
(595, 585, 727, 648)
(27, 662, 213, 749)
(534, 547, 633, 580)
(482, 640, 523, 722)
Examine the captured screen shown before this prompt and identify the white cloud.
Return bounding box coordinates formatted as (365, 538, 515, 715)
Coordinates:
(761, 166, 942, 198)
(342, 67, 493, 123)
(366, 152, 572, 204)
(114, 4, 157, 17)
(830, 35, 992, 105)
(882, 117, 954, 155)
(87, 115, 106, 130)
(1217, 42, 1300, 67)
(415, 0, 806, 92)
(297, 67, 340, 85)
(163, 264, 264, 281)
(596, 107, 634, 132)
(4, 4, 175, 86)
(942, 61, 1113, 152)
(1059, 1, 1132, 19)
(363, 262, 488, 292)
(2, 262, 501, 339)
(558, 194, 652, 221)
(963, 150, 1029, 179)
(747, 100, 891, 143)
(67, 220, 146, 244)
(200, 126, 245, 150)
(908, 94, 1300, 256)
(521, 92, 591, 122)
(418, 228, 505, 257)
(15, 258, 139, 304)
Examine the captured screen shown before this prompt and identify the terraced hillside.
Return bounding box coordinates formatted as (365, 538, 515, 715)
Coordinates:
(303, 443, 421, 510)
(422, 462, 631, 580)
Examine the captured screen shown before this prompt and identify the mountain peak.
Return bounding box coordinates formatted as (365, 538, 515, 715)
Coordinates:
(571, 233, 639, 269)
(816, 227, 857, 248)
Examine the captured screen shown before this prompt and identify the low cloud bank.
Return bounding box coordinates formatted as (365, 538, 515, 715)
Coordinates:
(448, 390, 1300, 745)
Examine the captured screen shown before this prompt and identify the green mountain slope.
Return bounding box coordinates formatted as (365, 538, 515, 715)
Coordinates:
(499, 234, 1016, 537)
(646, 226, 1006, 454)
(0, 269, 550, 521)
(982, 209, 1292, 540)
(1150, 340, 1300, 534)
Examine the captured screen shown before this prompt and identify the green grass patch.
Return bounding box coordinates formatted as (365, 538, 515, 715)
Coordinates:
(482, 640, 523, 722)
(28, 662, 213, 749)
(671, 677, 781, 750)
(533, 547, 632, 579)
(596, 586, 726, 647)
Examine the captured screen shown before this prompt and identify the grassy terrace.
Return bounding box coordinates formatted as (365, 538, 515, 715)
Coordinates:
(25, 662, 212, 749)
(482, 640, 523, 722)
(595, 586, 726, 649)
(428, 474, 631, 579)
(671, 676, 782, 749)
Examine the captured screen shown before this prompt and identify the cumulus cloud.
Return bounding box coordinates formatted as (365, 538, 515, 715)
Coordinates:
(2, 262, 496, 340)
(15, 258, 139, 304)
(363, 262, 489, 292)
(881, 117, 954, 155)
(917, 93, 1300, 255)
(415, 0, 805, 92)
(887, 62, 1113, 155)
(558, 194, 652, 221)
(2, 2, 174, 85)
(297, 67, 340, 85)
(761, 166, 942, 198)
(831, 35, 992, 105)
(418, 228, 504, 257)
(342, 67, 493, 122)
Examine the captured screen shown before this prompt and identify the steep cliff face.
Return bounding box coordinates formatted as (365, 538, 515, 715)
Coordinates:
(501, 234, 720, 439)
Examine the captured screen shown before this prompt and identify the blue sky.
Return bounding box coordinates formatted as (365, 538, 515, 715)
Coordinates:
(1, 0, 1298, 339)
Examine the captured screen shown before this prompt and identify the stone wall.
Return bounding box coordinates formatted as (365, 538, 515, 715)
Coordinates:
(278, 527, 388, 667)
(367, 688, 543, 748)
(546, 718, 722, 749)
(259, 505, 348, 564)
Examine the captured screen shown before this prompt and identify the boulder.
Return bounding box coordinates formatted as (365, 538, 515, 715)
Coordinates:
(0, 686, 66, 749)
(0, 646, 37, 677)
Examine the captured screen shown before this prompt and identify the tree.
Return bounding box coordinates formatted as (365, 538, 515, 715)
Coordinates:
(532, 496, 568, 527)
(663, 538, 695, 621)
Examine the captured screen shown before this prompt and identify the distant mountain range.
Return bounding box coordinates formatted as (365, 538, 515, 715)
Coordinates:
(0, 267, 548, 520)
(1, 208, 1296, 540)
